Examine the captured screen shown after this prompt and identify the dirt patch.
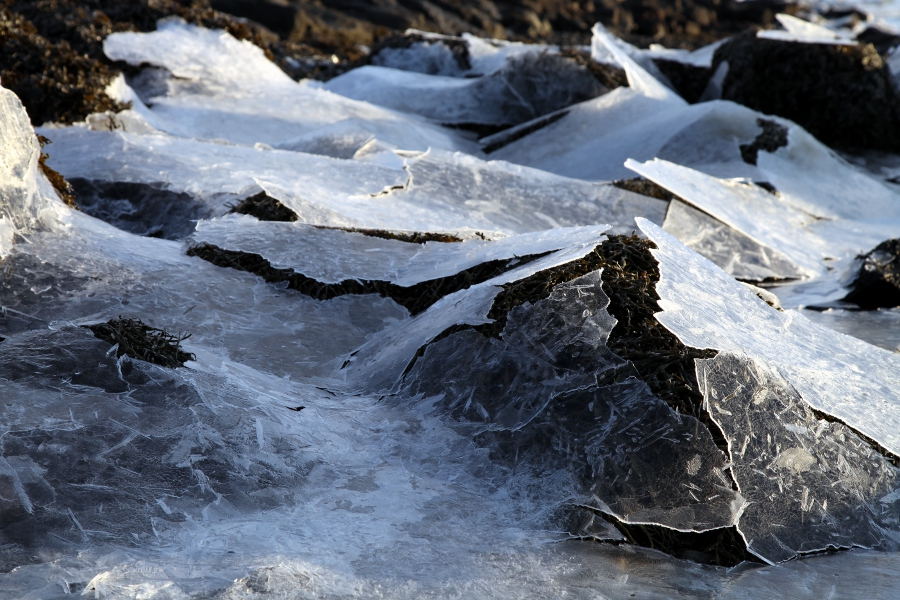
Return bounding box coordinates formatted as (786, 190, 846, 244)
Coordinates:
(36, 135, 78, 209)
(713, 32, 900, 153)
(85, 316, 195, 368)
(186, 242, 544, 315)
(230, 192, 299, 223)
(286, 0, 794, 50)
(843, 239, 900, 309)
(559, 47, 629, 90)
(612, 177, 678, 202)
(739, 118, 788, 165)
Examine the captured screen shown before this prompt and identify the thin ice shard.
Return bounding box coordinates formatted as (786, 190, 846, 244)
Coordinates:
(193, 215, 610, 286)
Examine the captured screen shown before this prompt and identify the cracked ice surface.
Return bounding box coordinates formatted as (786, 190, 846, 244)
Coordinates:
(698, 352, 900, 563)
(4, 15, 900, 598)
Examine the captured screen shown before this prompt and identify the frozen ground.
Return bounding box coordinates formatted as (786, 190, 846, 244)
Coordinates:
(2, 16, 900, 599)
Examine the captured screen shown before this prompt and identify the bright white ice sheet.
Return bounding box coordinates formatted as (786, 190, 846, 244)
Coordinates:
(102, 20, 473, 152)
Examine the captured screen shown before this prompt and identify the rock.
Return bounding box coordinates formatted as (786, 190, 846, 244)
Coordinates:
(653, 58, 711, 103)
(844, 239, 900, 309)
(712, 32, 900, 152)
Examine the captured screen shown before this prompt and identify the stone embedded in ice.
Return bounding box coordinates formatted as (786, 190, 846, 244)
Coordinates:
(400, 271, 741, 531)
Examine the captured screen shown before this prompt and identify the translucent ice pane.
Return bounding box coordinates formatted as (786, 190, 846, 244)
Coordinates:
(698, 352, 900, 563)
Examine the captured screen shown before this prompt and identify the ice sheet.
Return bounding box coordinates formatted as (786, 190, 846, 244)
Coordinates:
(488, 95, 766, 182)
(698, 352, 900, 563)
(37, 126, 406, 217)
(758, 14, 858, 45)
(662, 200, 807, 281)
(386, 149, 667, 234)
(42, 130, 664, 235)
(102, 20, 473, 152)
(324, 55, 608, 128)
(193, 214, 609, 286)
(638, 217, 900, 458)
(628, 158, 827, 277)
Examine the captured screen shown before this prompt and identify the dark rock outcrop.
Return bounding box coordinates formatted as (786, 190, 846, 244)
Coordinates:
(712, 32, 900, 152)
(844, 239, 900, 309)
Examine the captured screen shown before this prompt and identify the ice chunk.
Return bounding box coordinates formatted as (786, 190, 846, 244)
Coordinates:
(638, 217, 900, 458)
(591, 23, 684, 104)
(103, 20, 472, 152)
(627, 158, 827, 277)
(662, 200, 807, 282)
(193, 215, 610, 286)
(0, 89, 62, 236)
(324, 53, 608, 128)
(698, 352, 900, 563)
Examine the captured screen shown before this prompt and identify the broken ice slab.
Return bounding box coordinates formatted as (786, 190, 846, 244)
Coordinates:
(628, 158, 827, 277)
(102, 20, 473, 152)
(388, 149, 667, 235)
(340, 237, 608, 393)
(591, 23, 683, 104)
(193, 215, 609, 287)
(662, 200, 807, 282)
(399, 271, 740, 531)
(487, 93, 771, 182)
(698, 352, 900, 563)
(42, 127, 664, 235)
(324, 52, 609, 129)
(37, 126, 406, 220)
(629, 157, 900, 285)
(757, 14, 858, 45)
(637, 217, 900, 459)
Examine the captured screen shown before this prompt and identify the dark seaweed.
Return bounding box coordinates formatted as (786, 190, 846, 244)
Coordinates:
(84, 317, 195, 368)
